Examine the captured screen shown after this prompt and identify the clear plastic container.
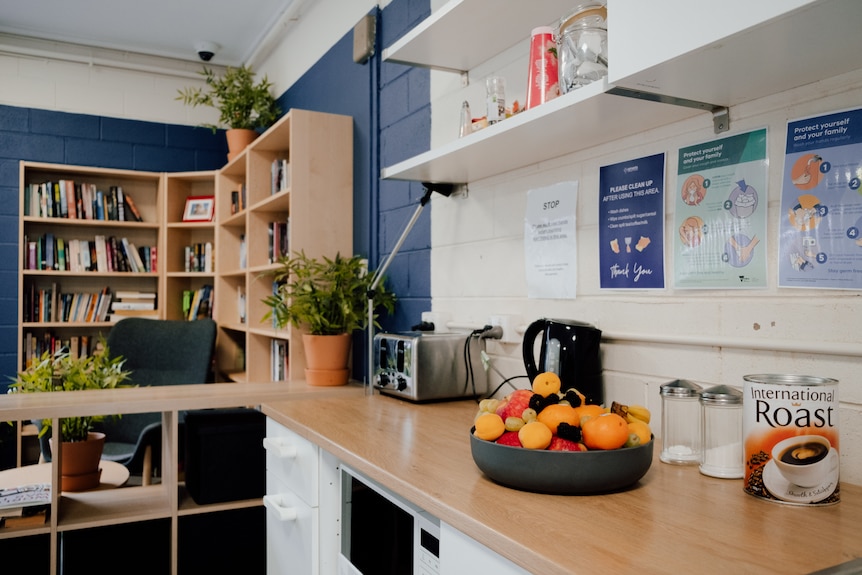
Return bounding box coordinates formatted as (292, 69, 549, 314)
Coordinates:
(660, 379, 703, 465)
(485, 75, 506, 124)
(700, 385, 744, 479)
(557, 2, 608, 94)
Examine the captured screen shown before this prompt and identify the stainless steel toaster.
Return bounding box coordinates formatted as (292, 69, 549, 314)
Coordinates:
(373, 331, 488, 402)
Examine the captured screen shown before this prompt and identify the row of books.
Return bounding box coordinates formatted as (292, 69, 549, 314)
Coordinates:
(269, 220, 289, 263)
(23, 284, 113, 324)
(230, 185, 248, 215)
(25, 181, 143, 222)
(271, 158, 290, 195)
(182, 285, 213, 321)
(185, 242, 214, 273)
(22, 332, 100, 368)
(271, 339, 287, 381)
(25, 234, 156, 273)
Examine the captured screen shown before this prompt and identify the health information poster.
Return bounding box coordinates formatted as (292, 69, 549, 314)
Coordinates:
(525, 180, 578, 299)
(674, 128, 768, 288)
(598, 153, 665, 289)
(779, 107, 862, 290)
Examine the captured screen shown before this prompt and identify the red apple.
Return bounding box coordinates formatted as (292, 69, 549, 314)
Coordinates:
(495, 389, 533, 421)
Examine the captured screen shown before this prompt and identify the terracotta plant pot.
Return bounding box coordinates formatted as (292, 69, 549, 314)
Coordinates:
(50, 431, 106, 492)
(305, 368, 351, 387)
(225, 128, 258, 161)
(302, 333, 351, 386)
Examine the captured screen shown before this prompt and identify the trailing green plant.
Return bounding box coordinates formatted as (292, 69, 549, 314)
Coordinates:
(176, 65, 281, 133)
(9, 336, 132, 442)
(262, 251, 396, 336)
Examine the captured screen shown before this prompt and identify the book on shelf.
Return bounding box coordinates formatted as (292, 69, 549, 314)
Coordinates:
(123, 192, 143, 222)
(184, 285, 213, 321)
(114, 290, 157, 300)
(111, 300, 155, 311)
(271, 339, 287, 381)
(230, 184, 248, 215)
(271, 158, 290, 195)
(268, 220, 289, 263)
(237, 285, 246, 324)
(1, 507, 49, 529)
(184, 242, 213, 273)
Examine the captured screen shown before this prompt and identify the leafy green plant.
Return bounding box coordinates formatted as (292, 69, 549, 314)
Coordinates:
(262, 251, 396, 336)
(9, 336, 132, 442)
(176, 65, 280, 133)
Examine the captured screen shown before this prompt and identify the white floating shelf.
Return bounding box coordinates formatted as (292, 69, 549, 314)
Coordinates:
(382, 0, 574, 72)
(381, 80, 700, 183)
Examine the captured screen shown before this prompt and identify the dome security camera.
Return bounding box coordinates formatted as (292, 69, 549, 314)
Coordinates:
(194, 41, 220, 62)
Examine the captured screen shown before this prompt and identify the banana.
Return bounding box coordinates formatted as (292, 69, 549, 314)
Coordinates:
(626, 404, 651, 424)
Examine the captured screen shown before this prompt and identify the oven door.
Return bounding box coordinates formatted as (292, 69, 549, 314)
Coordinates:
(339, 465, 439, 575)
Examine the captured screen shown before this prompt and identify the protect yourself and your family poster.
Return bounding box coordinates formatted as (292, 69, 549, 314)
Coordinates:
(598, 153, 665, 289)
(674, 128, 768, 288)
(779, 107, 862, 289)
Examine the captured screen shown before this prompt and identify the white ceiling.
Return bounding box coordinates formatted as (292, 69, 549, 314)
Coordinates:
(0, 0, 302, 67)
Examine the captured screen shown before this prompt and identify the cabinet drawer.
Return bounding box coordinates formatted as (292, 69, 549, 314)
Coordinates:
(265, 471, 319, 575)
(265, 418, 319, 506)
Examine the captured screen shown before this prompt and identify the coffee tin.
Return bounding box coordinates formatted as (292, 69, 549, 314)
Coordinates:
(743, 374, 839, 506)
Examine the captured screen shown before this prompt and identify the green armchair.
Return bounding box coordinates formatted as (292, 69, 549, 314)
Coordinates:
(99, 317, 217, 483)
(36, 318, 218, 483)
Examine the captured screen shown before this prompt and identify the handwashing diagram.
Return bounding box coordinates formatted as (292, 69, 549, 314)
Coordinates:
(674, 128, 768, 288)
(779, 107, 862, 289)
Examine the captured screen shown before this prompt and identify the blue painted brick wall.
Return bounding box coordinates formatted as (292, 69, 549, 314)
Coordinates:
(0, 0, 434, 387)
(0, 104, 227, 388)
(378, 0, 431, 332)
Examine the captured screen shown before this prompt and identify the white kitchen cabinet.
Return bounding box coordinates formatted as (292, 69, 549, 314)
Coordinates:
(609, 0, 862, 108)
(439, 522, 529, 575)
(264, 418, 341, 575)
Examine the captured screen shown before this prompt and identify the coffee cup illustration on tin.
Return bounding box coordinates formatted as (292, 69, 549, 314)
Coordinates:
(771, 435, 837, 488)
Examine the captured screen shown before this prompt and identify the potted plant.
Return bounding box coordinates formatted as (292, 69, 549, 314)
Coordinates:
(177, 65, 281, 161)
(262, 251, 396, 386)
(10, 337, 131, 490)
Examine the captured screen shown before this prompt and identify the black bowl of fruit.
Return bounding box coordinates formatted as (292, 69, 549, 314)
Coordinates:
(470, 374, 654, 495)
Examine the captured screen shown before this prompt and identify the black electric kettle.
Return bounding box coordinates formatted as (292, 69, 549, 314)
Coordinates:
(522, 318, 604, 405)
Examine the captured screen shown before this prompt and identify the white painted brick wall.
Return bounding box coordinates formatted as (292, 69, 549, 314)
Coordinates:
(430, 52, 862, 484)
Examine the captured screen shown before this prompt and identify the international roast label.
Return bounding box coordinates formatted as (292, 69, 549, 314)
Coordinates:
(743, 378, 839, 505)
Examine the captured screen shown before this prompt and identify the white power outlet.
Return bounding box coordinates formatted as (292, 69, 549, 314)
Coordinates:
(489, 314, 521, 343)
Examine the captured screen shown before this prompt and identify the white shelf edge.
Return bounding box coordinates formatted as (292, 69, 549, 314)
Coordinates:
(382, 0, 574, 72)
(381, 80, 703, 184)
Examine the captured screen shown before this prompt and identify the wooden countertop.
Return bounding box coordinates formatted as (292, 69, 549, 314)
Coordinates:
(262, 394, 862, 575)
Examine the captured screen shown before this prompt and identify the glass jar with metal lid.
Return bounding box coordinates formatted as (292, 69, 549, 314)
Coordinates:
(659, 379, 703, 464)
(557, 1, 608, 94)
(699, 385, 744, 478)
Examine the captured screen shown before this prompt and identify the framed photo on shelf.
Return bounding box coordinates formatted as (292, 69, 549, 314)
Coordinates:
(183, 196, 215, 222)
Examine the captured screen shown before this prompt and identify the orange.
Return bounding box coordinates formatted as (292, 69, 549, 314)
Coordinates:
(536, 404, 579, 434)
(518, 421, 553, 450)
(532, 371, 562, 397)
(474, 413, 506, 441)
(581, 413, 630, 450)
(573, 403, 605, 426)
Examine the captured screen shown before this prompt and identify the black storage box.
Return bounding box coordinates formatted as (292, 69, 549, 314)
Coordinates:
(184, 407, 265, 504)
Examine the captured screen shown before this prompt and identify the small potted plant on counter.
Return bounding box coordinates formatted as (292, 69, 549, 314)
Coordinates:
(177, 64, 281, 161)
(9, 337, 131, 491)
(262, 251, 396, 386)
